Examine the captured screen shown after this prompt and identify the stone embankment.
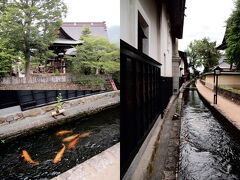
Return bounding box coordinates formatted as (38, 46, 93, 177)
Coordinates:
(0, 91, 120, 139)
(196, 80, 240, 131)
(52, 143, 120, 180)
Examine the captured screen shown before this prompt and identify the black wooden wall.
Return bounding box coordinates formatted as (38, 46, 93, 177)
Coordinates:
(0, 90, 107, 111)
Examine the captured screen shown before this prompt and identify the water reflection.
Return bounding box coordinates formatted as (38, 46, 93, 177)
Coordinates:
(180, 87, 240, 180)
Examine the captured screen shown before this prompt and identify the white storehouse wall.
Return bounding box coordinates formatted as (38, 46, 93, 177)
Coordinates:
(121, 0, 174, 77)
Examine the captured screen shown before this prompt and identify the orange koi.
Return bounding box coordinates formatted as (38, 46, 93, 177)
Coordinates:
(55, 130, 73, 136)
(62, 134, 79, 142)
(53, 144, 66, 164)
(21, 150, 39, 165)
(68, 136, 81, 150)
(78, 132, 91, 138)
(68, 132, 91, 149)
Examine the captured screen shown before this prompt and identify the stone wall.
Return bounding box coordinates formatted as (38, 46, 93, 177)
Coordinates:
(0, 76, 72, 85)
(218, 88, 240, 105)
(200, 79, 240, 105)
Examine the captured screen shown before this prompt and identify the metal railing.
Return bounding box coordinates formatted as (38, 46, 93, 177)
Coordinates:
(120, 40, 173, 177)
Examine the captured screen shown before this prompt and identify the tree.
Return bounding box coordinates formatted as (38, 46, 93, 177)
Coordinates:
(0, 0, 67, 76)
(81, 26, 91, 37)
(69, 31, 120, 75)
(186, 38, 221, 72)
(0, 39, 18, 77)
(226, 0, 240, 70)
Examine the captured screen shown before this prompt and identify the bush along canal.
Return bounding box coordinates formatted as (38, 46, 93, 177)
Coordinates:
(180, 84, 240, 179)
(0, 106, 119, 180)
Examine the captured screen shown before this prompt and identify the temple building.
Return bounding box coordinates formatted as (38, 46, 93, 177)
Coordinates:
(47, 22, 108, 73)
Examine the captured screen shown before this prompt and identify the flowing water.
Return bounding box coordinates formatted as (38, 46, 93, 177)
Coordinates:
(0, 106, 119, 180)
(180, 85, 240, 180)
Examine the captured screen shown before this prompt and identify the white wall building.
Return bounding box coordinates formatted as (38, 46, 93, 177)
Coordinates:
(121, 0, 186, 93)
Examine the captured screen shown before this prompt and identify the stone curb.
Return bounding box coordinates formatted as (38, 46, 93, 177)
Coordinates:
(52, 143, 120, 180)
(196, 82, 240, 131)
(0, 91, 120, 140)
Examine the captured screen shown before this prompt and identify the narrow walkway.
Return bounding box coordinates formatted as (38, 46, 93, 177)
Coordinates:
(196, 80, 240, 130)
(149, 97, 181, 180)
(162, 118, 180, 180)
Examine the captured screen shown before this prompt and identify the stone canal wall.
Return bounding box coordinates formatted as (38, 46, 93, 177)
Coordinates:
(52, 143, 120, 180)
(0, 91, 120, 139)
(196, 80, 240, 132)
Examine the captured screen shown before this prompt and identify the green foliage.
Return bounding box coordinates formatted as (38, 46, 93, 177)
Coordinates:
(0, 139, 5, 144)
(0, 39, 19, 77)
(226, 0, 240, 70)
(68, 35, 120, 75)
(0, 0, 67, 76)
(219, 85, 240, 94)
(54, 69, 60, 76)
(186, 38, 221, 72)
(81, 26, 91, 37)
(76, 75, 105, 88)
(56, 93, 63, 113)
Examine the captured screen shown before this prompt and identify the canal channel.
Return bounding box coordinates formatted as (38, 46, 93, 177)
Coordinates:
(180, 84, 240, 179)
(0, 106, 119, 180)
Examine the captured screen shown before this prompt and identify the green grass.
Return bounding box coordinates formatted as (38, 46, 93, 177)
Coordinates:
(219, 85, 240, 94)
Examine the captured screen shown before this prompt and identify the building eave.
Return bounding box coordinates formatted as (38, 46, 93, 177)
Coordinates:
(165, 0, 186, 39)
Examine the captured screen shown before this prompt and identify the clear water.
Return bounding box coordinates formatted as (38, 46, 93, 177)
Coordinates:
(179, 86, 240, 180)
(0, 106, 119, 180)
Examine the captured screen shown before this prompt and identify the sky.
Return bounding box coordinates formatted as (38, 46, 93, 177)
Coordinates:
(63, 0, 120, 28)
(179, 0, 235, 51)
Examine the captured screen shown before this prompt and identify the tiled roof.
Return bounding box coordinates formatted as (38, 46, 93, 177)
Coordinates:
(53, 38, 82, 45)
(61, 22, 108, 41)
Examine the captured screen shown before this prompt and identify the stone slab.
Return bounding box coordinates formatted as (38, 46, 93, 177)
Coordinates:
(52, 143, 120, 180)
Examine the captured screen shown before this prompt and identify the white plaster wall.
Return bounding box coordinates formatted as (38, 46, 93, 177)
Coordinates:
(159, 4, 173, 77)
(121, 0, 160, 61)
(121, 0, 138, 48)
(121, 0, 173, 76)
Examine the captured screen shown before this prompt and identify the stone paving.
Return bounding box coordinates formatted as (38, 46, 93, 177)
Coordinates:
(52, 143, 120, 180)
(163, 118, 180, 180)
(149, 97, 181, 180)
(196, 80, 240, 130)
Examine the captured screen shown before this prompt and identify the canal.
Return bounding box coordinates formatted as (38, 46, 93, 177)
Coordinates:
(180, 85, 240, 179)
(0, 106, 119, 180)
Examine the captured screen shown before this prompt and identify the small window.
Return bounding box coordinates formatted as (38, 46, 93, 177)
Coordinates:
(138, 12, 149, 54)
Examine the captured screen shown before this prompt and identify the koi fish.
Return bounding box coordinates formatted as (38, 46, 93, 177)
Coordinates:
(62, 134, 79, 142)
(21, 150, 39, 165)
(68, 136, 81, 150)
(55, 130, 73, 136)
(68, 132, 92, 149)
(53, 144, 66, 164)
(78, 132, 91, 138)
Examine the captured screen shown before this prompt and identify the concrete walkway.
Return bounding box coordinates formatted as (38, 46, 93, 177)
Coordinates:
(196, 80, 240, 130)
(0, 91, 119, 139)
(52, 143, 120, 180)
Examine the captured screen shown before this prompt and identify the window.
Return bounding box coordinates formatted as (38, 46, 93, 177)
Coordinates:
(138, 12, 149, 54)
